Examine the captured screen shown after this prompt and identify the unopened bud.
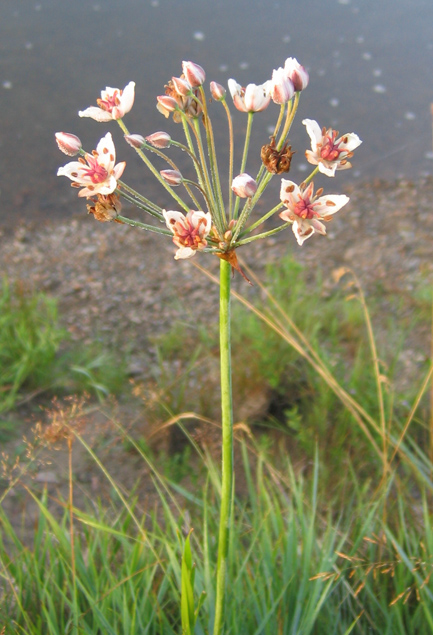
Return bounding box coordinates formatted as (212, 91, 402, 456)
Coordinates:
(160, 169, 183, 186)
(269, 67, 294, 104)
(156, 95, 178, 118)
(55, 132, 82, 156)
(145, 131, 172, 149)
(171, 76, 191, 96)
(284, 57, 309, 91)
(210, 81, 226, 101)
(231, 173, 258, 198)
(124, 134, 145, 149)
(182, 61, 206, 87)
(224, 230, 232, 241)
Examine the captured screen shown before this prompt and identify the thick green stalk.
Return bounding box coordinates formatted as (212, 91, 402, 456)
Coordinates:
(213, 258, 233, 635)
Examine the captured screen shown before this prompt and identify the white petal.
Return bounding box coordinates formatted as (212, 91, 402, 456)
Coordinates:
(228, 78, 241, 98)
(113, 161, 126, 181)
(314, 194, 350, 216)
(163, 210, 186, 232)
(101, 86, 117, 99)
(120, 81, 135, 114)
(189, 210, 212, 234)
(244, 83, 270, 111)
(310, 218, 327, 235)
(339, 132, 362, 152)
(318, 162, 337, 177)
(305, 150, 319, 166)
(57, 161, 83, 180)
(292, 220, 315, 245)
(302, 119, 322, 149)
(174, 247, 196, 260)
(280, 179, 300, 204)
(78, 107, 113, 122)
(96, 132, 115, 159)
(233, 94, 248, 112)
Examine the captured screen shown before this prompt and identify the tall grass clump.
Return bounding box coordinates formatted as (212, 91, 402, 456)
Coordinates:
(1, 414, 433, 634)
(0, 278, 66, 414)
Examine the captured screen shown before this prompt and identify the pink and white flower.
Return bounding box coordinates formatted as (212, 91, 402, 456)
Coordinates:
(57, 132, 125, 198)
(284, 57, 309, 92)
(163, 209, 212, 259)
(279, 179, 349, 245)
(182, 61, 206, 87)
(231, 173, 257, 198)
(303, 119, 362, 177)
(55, 132, 82, 156)
(79, 82, 135, 122)
(267, 67, 294, 104)
(210, 81, 226, 101)
(227, 79, 271, 112)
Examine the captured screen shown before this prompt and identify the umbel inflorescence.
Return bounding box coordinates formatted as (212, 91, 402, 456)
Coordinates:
(56, 58, 362, 271)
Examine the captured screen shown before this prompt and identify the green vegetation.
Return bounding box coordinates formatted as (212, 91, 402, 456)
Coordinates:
(1, 432, 432, 633)
(1, 255, 433, 632)
(0, 278, 127, 418)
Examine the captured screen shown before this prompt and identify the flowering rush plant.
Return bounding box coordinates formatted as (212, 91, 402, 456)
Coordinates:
(56, 57, 361, 634)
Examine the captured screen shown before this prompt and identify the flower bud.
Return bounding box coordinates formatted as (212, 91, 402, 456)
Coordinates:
(231, 173, 257, 198)
(160, 169, 183, 186)
(156, 95, 178, 118)
(55, 132, 82, 156)
(171, 76, 192, 96)
(124, 134, 145, 149)
(145, 131, 172, 149)
(182, 61, 206, 87)
(269, 67, 294, 104)
(210, 81, 226, 101)
(284, 57, 309, 91)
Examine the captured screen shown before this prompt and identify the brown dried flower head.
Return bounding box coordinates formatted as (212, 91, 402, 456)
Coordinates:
(87, 193, 121, 222)
(40, 396, 88, 448)
(164, 78, 203, 122)
(261, 137, 295, 174)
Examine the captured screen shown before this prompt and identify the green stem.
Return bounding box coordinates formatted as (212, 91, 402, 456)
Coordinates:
(116, 214, 172, 236)
(301, 165, 320, 187)
(277, 91, 300, 149)
(213, 258, 233, 635)
(236, 221, 291, 246)
(239, 202, 285, 236)
(117, 118, 190, 213)
(199, 86, 225, 223)
(233, 111, 254, 220)
(117, 181, 163, 219)
(222, 99, 235, 222)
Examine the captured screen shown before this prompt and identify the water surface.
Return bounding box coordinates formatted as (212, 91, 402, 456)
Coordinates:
(1, 0, 432, 224)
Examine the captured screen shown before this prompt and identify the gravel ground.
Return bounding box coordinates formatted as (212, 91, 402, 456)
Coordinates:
(1, 175, 433, 541)
(2, 176, 433, 356)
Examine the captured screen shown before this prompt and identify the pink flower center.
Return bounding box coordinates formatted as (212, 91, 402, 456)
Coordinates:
(82, 155, 109, 184)
(320, 130, 344, 162)
(174, 217, 207, 249)
(97, 91, 121, 113)
(293, 198, 317, 220)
